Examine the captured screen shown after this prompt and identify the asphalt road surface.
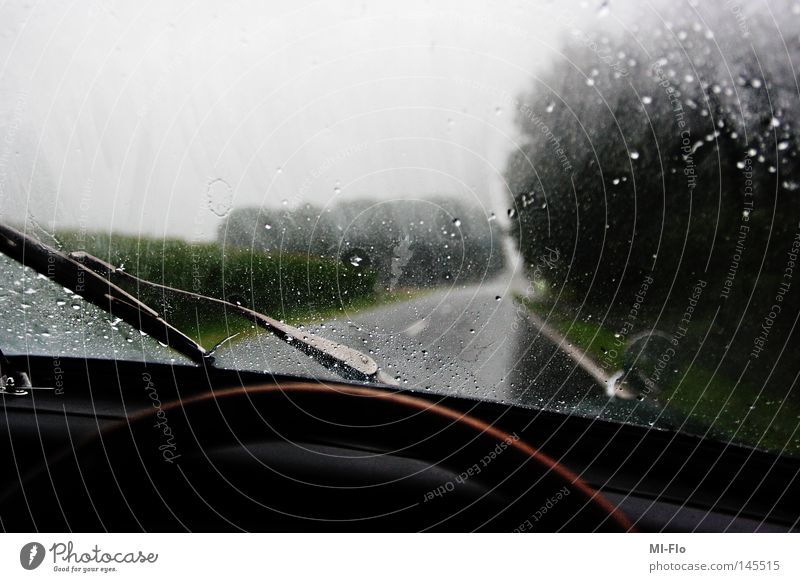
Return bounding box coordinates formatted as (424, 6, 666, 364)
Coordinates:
(215, 283, 611, 414)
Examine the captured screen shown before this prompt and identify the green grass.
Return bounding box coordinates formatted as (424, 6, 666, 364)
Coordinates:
(520, 297, 800, 455)
(518, 295, 623, 369)
(182, 288, 427, 348)
(54, 230, 380, 348)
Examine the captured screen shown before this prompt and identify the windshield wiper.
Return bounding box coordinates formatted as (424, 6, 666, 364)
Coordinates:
(0, 224, 208, 364)
(0, 223, 391, 383)
(68, 251, 391, 383)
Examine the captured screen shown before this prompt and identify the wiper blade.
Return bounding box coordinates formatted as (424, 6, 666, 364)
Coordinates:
(68, 251, 393, 384)
(0, 224, 207, 364)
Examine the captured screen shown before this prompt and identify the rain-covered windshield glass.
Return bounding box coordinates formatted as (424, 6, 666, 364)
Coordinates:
(2, 0, 799, 455)
(0, 252, 194, 365)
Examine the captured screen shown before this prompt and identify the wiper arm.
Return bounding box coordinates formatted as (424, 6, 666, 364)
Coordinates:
(0, 224, 207, 364)
(68, 251, 393, 384)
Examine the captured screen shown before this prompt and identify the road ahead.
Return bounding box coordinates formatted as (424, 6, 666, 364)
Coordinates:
(216, 283, 607, 411)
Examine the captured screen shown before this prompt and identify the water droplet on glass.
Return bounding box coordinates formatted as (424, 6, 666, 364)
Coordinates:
(206, 178, 233, 218)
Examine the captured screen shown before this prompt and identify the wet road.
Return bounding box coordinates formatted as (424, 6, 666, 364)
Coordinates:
(216, 283, 607, 411)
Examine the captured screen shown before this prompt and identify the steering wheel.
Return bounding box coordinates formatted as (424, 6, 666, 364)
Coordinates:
(1, 382, 632, 531)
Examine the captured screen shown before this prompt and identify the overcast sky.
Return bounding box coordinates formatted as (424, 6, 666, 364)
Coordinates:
(0, 0, 689, 240)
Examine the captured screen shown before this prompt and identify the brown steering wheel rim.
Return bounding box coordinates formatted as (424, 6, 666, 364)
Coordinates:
(123, 381, 634, 531)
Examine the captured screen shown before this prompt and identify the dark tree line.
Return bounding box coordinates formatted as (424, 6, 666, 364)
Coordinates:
(219, 196, 505, 290)
(505, 4, 800, 413)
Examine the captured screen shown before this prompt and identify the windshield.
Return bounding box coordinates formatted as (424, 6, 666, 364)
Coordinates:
(2, 0, 799, 455)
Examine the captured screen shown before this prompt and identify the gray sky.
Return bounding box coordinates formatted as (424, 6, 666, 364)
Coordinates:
(1, 0, 624, 240)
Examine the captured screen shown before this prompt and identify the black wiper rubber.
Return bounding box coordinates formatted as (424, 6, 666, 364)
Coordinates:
(0, 224, 207, 364)
(68, 251, 389, 384)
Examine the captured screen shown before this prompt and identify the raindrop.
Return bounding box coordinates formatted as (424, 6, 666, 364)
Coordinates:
(206, 178, 233, 218)
(264, 224, 272, 230)
(453, 218, 462, 227)
(778, 141, 790, 151)
(350, 255, 363, 267)
(629, 151, 640, 160)
(641, 96, 652, 105)
(507, 208, 516, 218)
(545, 102, 555, 113)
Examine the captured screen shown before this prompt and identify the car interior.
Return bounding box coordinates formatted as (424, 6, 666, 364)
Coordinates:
(2, 0, 800, 534)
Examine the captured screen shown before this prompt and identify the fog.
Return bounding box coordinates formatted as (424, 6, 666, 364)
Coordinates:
(0, 0, 619, 241)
